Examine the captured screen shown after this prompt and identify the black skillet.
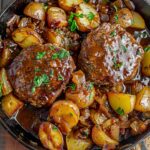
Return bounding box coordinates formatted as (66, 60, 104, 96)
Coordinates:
(0, 0, 150, 150)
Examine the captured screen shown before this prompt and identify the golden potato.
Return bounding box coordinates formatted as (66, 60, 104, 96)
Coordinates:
(0, 68, 12, 96)
(47, 7, 68, 28)
(75, 3, 100, 32)
(112, 8, 133, 28)
(66, 132, 92, 150)
(92, 125, 118, 146)
(12, 27, 43, 48)
(2, 93, 24, 117)
(135, 87, 150, 112)
(24, 2, 45, 20)
(58, 0, 83, 11)
(130, 11, 146, 29)
(142, 50, 150, 76)
(108, 92, 136, 115)
(49, 100, 80, 134)
(39, 122, 64, 150)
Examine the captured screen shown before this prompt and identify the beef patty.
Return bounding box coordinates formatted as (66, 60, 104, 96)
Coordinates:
(78, 23, 144, 85)
(8, 44, 75, 107)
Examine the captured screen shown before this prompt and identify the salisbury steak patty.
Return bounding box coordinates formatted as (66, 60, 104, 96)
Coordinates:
(8, 44, 75, 107)
(78, 23, 144, 85)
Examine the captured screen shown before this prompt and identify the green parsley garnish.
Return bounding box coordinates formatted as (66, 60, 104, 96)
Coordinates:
(113, 57, 123, 69)
(58, 74, 64, 81)
(84, 0, 89, 3)
(144, 46, 150, 52)
(50, 69, 54, 78)
(51, 49, 70, 60)
(52, 126, 58, 131)
(122, 45, 128, 52)
(116, 107, 124, 115)
(110, 30, 116, 37)
(114, 14, 119, 22)
(36, 51, 46, 60)
(87, 12, 95, 21)
(87, 82, 94, 90)
(34, 68, 41, 72)
(68, 83, 76, 90)
(0, 83, 2, 97)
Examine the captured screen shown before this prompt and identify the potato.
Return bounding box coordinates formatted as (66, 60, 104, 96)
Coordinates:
(12, 27, 43, 48)
(0, 68, 12, 96)
(49, 100, 80, 134)
(47, 7, 68, 28)
(39, 122, 64, 150)
(75, 3, 100, 32)
(24, 2, 45, 20)
(112, 8, 133, 28)
(130, 11, 146, 29)
(2, 93, 24, 117)
(58, 0, 83, 11)
(66, 132, 92, 150)
(142, 50, 150, 76)
(92, 125, 118, 146)
(134, 87, 150, 112)
(108, 92, 136, 115)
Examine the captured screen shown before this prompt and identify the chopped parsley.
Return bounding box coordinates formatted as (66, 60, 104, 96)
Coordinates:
(68, 83, 76, 90)
(113, 57, 123, 69)
(87, 12, 95, 21)
(51, 49, 70, 60)
(87, 82, 94, 90)
(0, 83, 2, 97)
(36, 51, 46, 60)
(110, 30, 116, 37)
(49, 45, 55, 50)
(58, 74, 64, 81)
(50, 69, 54, 78)
(84, 0, 89, 3)
(114, 14, 119, 22)
(52, 126, 58, 131)
(116, 107, 124, 115)
(121, 45, 128, 52)
(34, 68, 41, 72)
(144, 46, 150, 52)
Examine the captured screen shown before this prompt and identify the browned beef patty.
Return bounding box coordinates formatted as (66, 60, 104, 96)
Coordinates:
(7, 44, 75, 107)
(78, 23, 144, 85)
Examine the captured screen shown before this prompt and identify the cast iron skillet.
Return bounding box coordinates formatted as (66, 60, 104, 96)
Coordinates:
(0, 0, 150, 150)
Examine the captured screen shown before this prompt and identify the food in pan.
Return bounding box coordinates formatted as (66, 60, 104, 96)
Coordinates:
(0, 0, 150, 149)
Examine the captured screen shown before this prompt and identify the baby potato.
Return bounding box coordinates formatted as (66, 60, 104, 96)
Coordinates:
(66, 132, 92, 150)
(142, 50, 150, 76)
(75, 3, 100, 32)
(130, 11, 146, 29)
(2, 93, 24, 117)
(108, 92, 136, 115)
(39, 122, 64, 150)
(47, 7, 68, 28)
(112, 8, 133, 28)
(12, 27, 43, 48)
(0, 68, 12, 96)
(135, 87, 150, 112)
(49, 100, 80, 134)
(92, 125, 118, 146)
(58, 0, 83, 11)
(24, 2, 45, 20)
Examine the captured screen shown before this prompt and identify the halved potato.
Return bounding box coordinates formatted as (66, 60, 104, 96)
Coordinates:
(134, 87, 150, 112)
(58, 0, 83, 11)
(39, 122, 64, 150)
(142, 50, 150, 76)
(75, 3, 100, 32)
(130, 11, 146, 29)
(24, 2, 45, 20)
(66, 132, 92, 150)
(0, 68, 12, 96)
(12, 27, 43, 48)
(47, 7, 68, 28)
(92, 125, 118, 146)
(49, 100, 80, 134)
(108, 92, 136, 115)
(2, 93, 24, 117)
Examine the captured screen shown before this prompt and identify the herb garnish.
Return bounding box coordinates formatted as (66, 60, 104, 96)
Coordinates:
(52, 126, 58, 131)
(50, 69, 54, 78)
(87, 12, 95, 21)
(110, 30, 116, 37)
(113, 57, 123, 69)
(51, 49, 70, 60)
(121, 45, 128, 52)
(58, 74, 64, 81)
(89, 92, 94, 100)
(144, 46, 150, 52)
(84, 0, 89, 3)
(114, 14, 119, 22)
(49, 45, 55, 50)
(87, 82, 94, 90)
(68, 83, 76, 90)
(113, 5, 118, 12)
(36, 51, 46, 60)
(0, 83, 2, 97)
(34, 68, 41, 72)
(116, 107, 124, 115)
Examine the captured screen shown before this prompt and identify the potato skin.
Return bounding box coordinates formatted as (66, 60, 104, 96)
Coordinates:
(39, 122, 64, 150)
(24, 2, 45, 20)
(58, 0, 83, 11)
(75, 3, 100, 32)
(142, 51, 150, 76)
(47, 7, 68, 28)
(2, 93, 24, 117)
(49, 100, 80, 134)
(135, 87, 150, 112)
(12, 27, 43, 48)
